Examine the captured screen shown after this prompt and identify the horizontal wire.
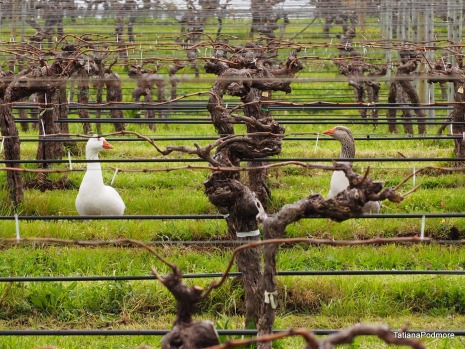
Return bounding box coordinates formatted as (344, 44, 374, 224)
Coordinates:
(52, 119, 465, 125)
(4, 328, 465, 340)
(0, 157, 462, 165)
(2, 213, 465, 221)
(10, 134, 464, 142)
(3, 238, 465, 249)
(8, 102, 458, 111)
(10, 119, 460, 128)
(10, 117, 462, 126)
(0, 328, 463, 337)
(2, 270, 465, 283)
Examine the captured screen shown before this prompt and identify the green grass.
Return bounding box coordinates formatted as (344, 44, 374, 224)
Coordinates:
(2, 120, 464, 348)
(0, 12, 465, 349)
(3, 114, 465, 347)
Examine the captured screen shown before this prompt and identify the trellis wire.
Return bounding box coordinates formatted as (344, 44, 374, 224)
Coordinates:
(8, 102, 458, 110)
(3, 270, 465, 284)
(52, 119, 465, 126)
(0, 157, 463, 165)
(7, 134, 465, 142)
(3, 329, 463, 337)
(3, 213, 465, 221)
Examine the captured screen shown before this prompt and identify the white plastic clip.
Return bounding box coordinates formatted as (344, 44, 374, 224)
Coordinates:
(314, 133, 319, 154)
(41, 119, 46, 136)
(0, 137, 4, 154)
(412, 167, 416, 186)
(15, 213, 20, 242)
(236, 229, 260, 238)
(255, 198, 268, 222)
(264, 290, 278, 309)
(68, 151, 73, 170)
(110, 168, 119, 185)
(420, 215, 426, 239)
(462, 132, 465, 140)
(222, 213, 230, 219)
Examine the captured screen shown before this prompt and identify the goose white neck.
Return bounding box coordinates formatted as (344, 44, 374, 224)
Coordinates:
(86, 149, 103, 160)
(84, 150, 104, 186)
(86, 149, 101, 161)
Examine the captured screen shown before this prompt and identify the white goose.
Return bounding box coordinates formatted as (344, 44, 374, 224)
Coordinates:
(323, 126, 380, 214)
(75, 136, 125, 216)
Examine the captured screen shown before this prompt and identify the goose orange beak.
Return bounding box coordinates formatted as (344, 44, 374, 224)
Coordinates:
(323, 128, 335, 136)
(102, 140, 113, 149)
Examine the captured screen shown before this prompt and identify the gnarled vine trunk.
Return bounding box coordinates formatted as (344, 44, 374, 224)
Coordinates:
(0, 100, 23, 205)
(204, 43, 303, 329)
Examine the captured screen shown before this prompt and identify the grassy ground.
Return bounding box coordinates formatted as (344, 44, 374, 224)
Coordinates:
(1, 120, 464, 348)
(0, 12, 464, 349)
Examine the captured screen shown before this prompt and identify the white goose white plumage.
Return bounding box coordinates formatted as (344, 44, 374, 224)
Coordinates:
(75, 135, 125, 216)
(323, 126, 380, 214)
